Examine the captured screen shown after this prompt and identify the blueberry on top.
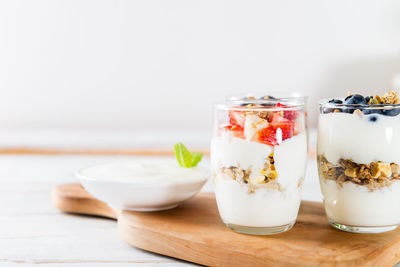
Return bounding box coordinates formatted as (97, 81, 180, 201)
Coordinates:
(365, 96, 373, 103)
(328, 99, 343, 104)
(240, 102, 251, 106)
(344, 94, 366, 105)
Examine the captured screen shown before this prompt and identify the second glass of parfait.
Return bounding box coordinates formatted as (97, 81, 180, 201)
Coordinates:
(318, 91, 400, 233)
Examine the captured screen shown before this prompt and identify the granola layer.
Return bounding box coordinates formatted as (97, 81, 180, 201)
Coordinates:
(217, 152, 282, 193)
(318, 155, 400, 191)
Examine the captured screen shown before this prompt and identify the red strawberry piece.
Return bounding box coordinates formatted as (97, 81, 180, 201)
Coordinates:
(276, 103, 299, 121)
(270, 113, 294, 141)
(223, 124, 245, 139)
(228, 110, 246, 127)
(257, 126, 278, 146)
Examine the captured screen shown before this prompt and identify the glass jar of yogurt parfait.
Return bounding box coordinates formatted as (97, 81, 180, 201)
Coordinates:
(211, 94, 308, 235)
(318, 91, 400, 233)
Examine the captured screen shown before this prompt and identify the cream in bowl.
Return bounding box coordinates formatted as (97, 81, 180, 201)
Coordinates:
(76, 145, 209, 211)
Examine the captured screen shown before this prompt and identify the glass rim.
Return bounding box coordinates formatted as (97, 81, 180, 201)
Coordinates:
(319, 98, 400, 109)
(221, 93, 306, 112)
(227, 91, 306, 101)
(216, 103, 304, 112)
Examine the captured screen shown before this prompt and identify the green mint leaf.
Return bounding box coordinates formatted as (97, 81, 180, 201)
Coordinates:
(174, 143, 192, 167)
(190, 152, 203, 167)
(174, 143, 203, 168)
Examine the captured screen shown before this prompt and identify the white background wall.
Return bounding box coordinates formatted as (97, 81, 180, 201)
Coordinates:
(0, 0, 400, 134)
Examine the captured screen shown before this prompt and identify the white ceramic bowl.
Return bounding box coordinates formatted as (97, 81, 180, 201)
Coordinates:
(76, 160, 209, 211)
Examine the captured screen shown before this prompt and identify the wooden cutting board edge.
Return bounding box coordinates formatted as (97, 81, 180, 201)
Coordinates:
(51, 184, 117, 219)
(118, 220, 281, 267)
(117, 207, 400, 267)
(52, 184, 400, 267)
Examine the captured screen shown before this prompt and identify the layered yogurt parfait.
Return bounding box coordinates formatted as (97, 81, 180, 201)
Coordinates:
(211, 95, 308, 235)
(318, 91, 400, 233)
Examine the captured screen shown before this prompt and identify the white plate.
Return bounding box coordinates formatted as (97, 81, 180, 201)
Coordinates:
(76, 160, 209, 211)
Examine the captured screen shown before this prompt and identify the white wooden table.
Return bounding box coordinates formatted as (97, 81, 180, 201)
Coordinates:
(0, 153, 322, 266)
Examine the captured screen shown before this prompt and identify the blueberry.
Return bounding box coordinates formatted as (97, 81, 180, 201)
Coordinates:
(342, 107, 357, 114)
(344, 94, 366, 105)
(369, 115, 378, 122)
(343, 94, 367, 114)
(260, 103, 276, 107)
(342, 104, 364, 114)
(323, 99, 343, 113)
(363, 108, 382, 115)
(240, 102, 251, 106)
(362, 109, 372, 115)
(365, 96, 373, 103)
(260, 95, 276, 107)
(382, 108, 400, 116)
(328, 99, 343, 104)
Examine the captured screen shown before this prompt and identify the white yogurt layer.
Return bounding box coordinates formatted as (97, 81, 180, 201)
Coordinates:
(274, 132, 308, 188)
(211, 132, 308, 227)
(211, 132, 307, 187)
(79, 160, 208, 184)
(318, 112, 400, 165)
(214, 177, 301, 227)
(211, 135, 272, 181)
(320, 179, 400, 226)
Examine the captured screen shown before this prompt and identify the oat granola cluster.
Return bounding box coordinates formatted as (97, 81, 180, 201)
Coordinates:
(318, 155, 400, 191)
(221, 165, 252, 184)
(367, 91, 400, 105)
(218, 153, 281, 193)
(221, 153, 277, 185)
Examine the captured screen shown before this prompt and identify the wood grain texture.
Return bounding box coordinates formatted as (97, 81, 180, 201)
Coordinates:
(53, 184, 400, 267)
(52, 184, 117, 219)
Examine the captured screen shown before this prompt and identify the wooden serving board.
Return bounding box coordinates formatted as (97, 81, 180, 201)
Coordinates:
(52, 184, 400, 267)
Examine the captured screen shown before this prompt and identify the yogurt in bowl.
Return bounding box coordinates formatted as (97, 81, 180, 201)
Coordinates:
(76, 159, 209, 211)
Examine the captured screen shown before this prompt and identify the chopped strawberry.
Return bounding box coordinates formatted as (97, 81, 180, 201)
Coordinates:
(276, 103, 299, 120)
(257, 126, 278, 146)
(222, 124, 245, 139)
(270, 113, 294, 141)
(228, 110, 246, 127)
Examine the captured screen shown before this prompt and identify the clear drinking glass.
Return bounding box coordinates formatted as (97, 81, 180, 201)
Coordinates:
(211, 94, 308, 235)
(317, 100, 400, 233)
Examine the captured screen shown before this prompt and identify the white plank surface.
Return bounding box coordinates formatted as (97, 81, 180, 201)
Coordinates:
(0, 155, 198, 266)
(0, 153, 321, 266)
